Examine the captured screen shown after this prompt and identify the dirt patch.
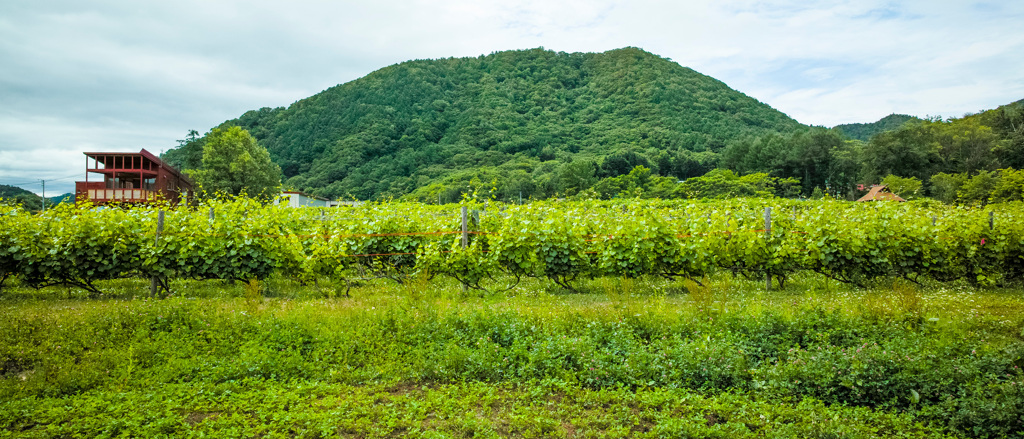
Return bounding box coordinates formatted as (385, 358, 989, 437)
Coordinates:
(185, 411, 220, 426)
(384, 381, 421, 395)
(705, 411, 723, 427)
(562, 421, 577, 437)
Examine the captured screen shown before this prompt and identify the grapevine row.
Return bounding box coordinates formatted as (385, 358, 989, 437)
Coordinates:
(1, 198, 1021, 296)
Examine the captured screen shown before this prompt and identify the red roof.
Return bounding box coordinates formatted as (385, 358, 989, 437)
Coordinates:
(82, 148, 192, 185)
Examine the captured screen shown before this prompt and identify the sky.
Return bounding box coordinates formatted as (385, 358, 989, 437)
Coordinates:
(2, 0, 1022, 196)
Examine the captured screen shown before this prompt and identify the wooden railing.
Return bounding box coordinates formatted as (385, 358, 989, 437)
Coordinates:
(87, 189, 154, 202)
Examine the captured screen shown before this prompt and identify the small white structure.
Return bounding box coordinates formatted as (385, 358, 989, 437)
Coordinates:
(275, 191, 328, 208)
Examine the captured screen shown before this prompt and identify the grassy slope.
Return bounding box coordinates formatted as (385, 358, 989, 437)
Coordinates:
(1, 274, 1023, 438)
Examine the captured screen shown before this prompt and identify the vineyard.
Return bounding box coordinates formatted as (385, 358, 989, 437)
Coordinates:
(1, 198, 1022, 296)
(2, 198, 1024, 437)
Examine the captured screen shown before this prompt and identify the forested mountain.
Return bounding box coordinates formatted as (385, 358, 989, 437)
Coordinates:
(163, 47, 1023, 202)
(166, 47, 805, 201)
(0, 184, 34, 199)
(833, 114, 920, 141)
(0, 185, 75, 211)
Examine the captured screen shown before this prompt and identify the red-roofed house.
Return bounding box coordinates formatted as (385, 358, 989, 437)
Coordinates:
(75, 149, 194, 205)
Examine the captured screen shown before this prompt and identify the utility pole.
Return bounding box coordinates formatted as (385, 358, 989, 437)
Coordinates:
(41, 180, 45, 213)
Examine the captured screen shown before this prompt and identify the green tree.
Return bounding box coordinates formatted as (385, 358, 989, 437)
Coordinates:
(676, 169, 797, 199)
(929, 172, 967, 203)
(943, 118, 998, 173)
(990, 168, 1024, 202)
(3, 193, 42, 212)
(592, 165, 652, 198)
(556, 160, 598, 195)
(881, 175, 923, 200)
(193, 127, 282, 200)
(957, 170, 999, 204)
(162, 129, 205, 170)
(861, 122, 941, 182)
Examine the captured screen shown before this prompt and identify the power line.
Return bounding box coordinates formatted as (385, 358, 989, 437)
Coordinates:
(2, 174, 81, 187)
(0, 181, 42, 187)
(47, 173, 85, 182)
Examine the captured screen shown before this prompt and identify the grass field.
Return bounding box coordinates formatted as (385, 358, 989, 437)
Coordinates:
(1, 273, 1023, 438)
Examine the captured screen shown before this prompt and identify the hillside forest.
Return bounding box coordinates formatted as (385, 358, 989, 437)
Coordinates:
(160, 47, 1024, 204)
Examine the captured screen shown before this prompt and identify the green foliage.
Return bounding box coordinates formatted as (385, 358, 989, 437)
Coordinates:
(15, 203, 148, 296)
(0, 186, 42, 213)
(834, 113, 921, 141)
(678, 169, 799, 199)
(166, 48, 804, 201)
(881, 174, 923, 199)
(721, 128, 859, 196)
(959, 170, 1001, 204)
(929, 172, 967, 203)
(160, 129, 204, 171)
(0, 184, 35, 200)
(5, 198, 1024, 296)
(1, 280, 1021, 437)
(191, 126, 282, 200)
(862, 121, 942, 183)
(0, 205, 28, 291)
(861, 105, 1019, 191)
(145, 198, 303, 284)
(156, 48, 1021, 206)
(990, 168, 1024, 202)
(592, 165, 653, 198)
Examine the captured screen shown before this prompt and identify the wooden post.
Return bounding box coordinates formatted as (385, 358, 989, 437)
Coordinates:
(461, 206, 468, 293)
(989, 211, 994, 230)
(150, 209, 164, 298)
(209, 207, 215, 221)
(461, 206, 469, 248)
(765, 206, 771, 291)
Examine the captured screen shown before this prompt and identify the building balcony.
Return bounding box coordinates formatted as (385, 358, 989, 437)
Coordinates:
(76, 182, 160, 204)
(86, 188, 155, 203)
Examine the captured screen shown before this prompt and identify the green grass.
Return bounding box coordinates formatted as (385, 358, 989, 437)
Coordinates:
(1, 273, 1023, 438)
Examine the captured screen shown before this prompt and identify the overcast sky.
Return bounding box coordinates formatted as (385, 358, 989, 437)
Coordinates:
(2, 0, 1022, 196)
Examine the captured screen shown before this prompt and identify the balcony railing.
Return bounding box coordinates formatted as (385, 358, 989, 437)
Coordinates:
(86, 188, 155, 202)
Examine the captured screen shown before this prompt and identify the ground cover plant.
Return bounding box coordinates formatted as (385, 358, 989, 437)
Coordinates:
(1, 271, 1022, 438)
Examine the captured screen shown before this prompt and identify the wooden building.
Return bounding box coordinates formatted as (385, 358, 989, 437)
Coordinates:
(75, 149, 194, 205)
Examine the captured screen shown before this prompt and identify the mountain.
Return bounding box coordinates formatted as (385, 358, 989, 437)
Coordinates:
(170, 47, 807, 200)
(49, 193, 74, 205)
(0, 184, 34, 198)
(833, 114, 921, 141)
(0, 186, 74, 211)
(0, 184, 41, 211)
